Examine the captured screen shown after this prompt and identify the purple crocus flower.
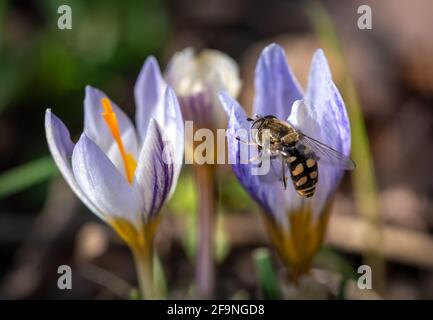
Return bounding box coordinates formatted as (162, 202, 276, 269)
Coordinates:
(220, 43, 351, 279)
(45, 57, 183, 298)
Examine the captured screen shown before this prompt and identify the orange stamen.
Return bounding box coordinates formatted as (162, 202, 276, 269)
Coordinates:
(101, 98, 137, 184)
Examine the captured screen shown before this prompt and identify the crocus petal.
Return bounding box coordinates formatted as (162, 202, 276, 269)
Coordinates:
(287, 100, 319, 139)
(253, 43, 303, 120)
(328, 81, 351, 157)
(165, 48, 201, 95)
(45, 110, 101, 218)
(162, 87, 184, 196)
(176, 91, 212, 125)
(134, 57, 183, 179)
(165, 47, 241, 98)
(72, 134, 143, 224)
(312, 167, 335, 215)
(293, 50, 351, 196)
(133, 119, 174, 219)
(166, 48, 241, 128)
(84, 85, 138, 154)
(220, 92, 266, 207)
(165, 48, 194, 89)
(304, 49, 350, 156)
(134, 56, 167, 143)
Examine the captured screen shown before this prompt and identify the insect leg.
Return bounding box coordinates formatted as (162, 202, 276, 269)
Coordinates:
(235, 136, 256, 146)
(282, 160, 287, 189)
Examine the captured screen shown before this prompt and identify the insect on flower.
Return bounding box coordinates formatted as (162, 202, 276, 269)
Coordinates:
(220, 43, 353, 280)
(241, 114, 355, 198)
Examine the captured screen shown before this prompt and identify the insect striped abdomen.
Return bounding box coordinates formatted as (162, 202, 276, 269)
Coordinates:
(287, 148, 318, 198)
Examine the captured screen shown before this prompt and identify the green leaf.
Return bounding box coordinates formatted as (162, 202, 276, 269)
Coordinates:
(154, 253, 168, 299)
(183, 212, 197, 260)
(215, 214, 230, 263)
(128, 288, 140, 300)
(314, 246, 357, 280)
(218, 174, 256, 212)
(253, 248, 281, 299)
(167, 172, 198, 261)
(0, 156, 58, 199)
(168, 171, 197, 214)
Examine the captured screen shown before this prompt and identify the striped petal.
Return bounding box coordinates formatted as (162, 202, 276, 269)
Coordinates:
(161, 87, 184, 196)
(72, 134, 143, 224)
(133, 119, 174, 219)
(134, 57, 183, 195)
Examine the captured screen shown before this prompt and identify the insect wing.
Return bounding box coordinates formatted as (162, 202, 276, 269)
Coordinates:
(297, 134, 355, 170)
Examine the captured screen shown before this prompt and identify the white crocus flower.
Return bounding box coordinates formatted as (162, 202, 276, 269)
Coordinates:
(45, 56, 184, 299)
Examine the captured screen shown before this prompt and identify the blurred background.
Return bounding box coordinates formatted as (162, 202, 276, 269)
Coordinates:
(0, 0, 433, 299)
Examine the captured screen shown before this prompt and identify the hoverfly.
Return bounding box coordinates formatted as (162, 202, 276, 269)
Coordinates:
(240, 115, 355, 198)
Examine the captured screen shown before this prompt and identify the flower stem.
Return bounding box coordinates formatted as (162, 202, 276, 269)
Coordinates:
(131, 244, 155, 300)
(195, 164, 216, 299)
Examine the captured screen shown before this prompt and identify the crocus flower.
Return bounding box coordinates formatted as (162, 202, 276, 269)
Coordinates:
(45, 56, 184, 298)
(165, 47, 241, 128)
(220, 43, 351, 280)
(165, 48, 241, 298)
